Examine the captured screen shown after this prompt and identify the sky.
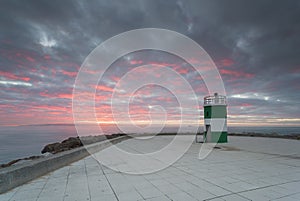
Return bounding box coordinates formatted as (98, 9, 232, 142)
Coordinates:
(0, 0, 300, 127)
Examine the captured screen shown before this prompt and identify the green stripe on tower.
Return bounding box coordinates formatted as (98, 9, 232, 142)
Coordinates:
(204, 105, 227, 119)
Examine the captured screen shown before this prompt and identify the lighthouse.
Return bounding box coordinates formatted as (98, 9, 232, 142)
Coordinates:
(203, 93, 227, 143)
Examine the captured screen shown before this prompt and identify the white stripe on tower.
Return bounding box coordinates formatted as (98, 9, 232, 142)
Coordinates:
(204, 119, 227, 132)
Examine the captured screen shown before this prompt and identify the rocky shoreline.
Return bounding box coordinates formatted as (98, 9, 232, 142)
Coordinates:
(0, 134, 126, 168)
(1, 132, 299, 168)
(41, 134, 128, 154)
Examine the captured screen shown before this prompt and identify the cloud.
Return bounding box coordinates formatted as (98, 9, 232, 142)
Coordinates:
(0, 71, 31, 81)
(219, 69, 254, 79)
(0, 80, 32, 87)
(0, 0, 299, 126)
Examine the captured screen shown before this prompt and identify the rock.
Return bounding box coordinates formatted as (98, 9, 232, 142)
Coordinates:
(40, 135, 127, 154)
(61, 137, 82, 148)
(41, 137, 83, 154)
(41, 142, 61, 154)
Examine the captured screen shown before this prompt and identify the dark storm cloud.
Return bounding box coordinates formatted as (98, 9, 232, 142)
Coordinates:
(177, 0, 300, 120)
(0, 0, 299, 125)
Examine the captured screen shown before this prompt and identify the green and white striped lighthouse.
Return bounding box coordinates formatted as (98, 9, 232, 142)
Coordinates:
(203, 93, 227, 143)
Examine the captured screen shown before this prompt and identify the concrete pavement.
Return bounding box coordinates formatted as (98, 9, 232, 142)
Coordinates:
(1, 136, 300, 201)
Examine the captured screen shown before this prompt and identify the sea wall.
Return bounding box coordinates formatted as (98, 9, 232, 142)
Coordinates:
(0, 136, 129, 194)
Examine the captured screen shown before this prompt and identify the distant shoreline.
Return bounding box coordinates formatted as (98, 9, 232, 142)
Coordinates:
(227, 132, 300, 140)
(156, 132, 300, 140)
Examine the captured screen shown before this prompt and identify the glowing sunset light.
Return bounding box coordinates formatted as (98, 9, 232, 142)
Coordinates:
(0, 1, 299, 128)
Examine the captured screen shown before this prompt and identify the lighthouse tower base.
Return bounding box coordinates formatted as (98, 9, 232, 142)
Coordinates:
(204, 131, 228, 143)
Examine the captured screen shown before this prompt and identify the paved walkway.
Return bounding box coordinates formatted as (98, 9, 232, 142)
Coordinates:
(1, 136, 300, 201)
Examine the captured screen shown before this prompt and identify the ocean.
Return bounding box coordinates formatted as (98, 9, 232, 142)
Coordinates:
(0, 124, 299, 164)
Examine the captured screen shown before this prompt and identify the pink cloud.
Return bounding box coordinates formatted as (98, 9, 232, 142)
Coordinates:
(96, 85, 114, 92)
(129, 60, 143, 65)
(0, 71, 31, 81)
(220, 69, 254, 78)
(25, 56, 35, 62)
(40, 92, 73, 99)
(44, 55, 51, 60)
(110, 75, 120, 82)
(60, 69, 77, 77)
(239, 103, 253, 107)
(220, 58, 234, 67)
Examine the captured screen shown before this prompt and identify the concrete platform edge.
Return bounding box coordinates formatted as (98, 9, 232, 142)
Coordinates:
(0, 136, 129, 194)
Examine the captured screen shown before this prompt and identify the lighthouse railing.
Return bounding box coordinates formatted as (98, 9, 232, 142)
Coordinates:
(204, 95, 226, 105)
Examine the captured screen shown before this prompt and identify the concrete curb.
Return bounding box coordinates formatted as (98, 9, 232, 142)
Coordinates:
(0, 136, 129, 194)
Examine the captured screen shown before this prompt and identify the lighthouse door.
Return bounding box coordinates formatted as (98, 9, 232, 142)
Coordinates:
(205, 125, 211, 142)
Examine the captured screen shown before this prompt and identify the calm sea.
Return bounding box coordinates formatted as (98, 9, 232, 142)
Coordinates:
(0, 124, 299, 164)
